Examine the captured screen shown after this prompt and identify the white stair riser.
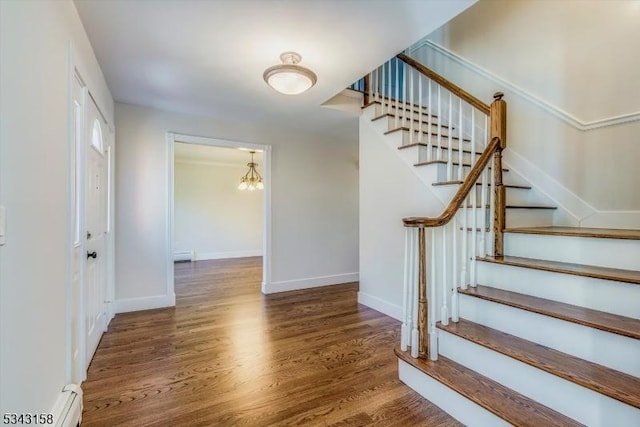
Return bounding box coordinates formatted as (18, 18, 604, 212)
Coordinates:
(433, 184, 534, 205)
(398, 360, 509, 427)
(418, 147, 476, 165)
(477, 262, 640, 319)
(376, 105, 445, 124)
(459, 295, 640, 376)
(382, 116, 449, 135)
(438, 330, 640, 427)
(505, 233, 640, 271)
(462, 207, 555, 228)
(431, 163, 521, 183)
(374, 102, 429, 117)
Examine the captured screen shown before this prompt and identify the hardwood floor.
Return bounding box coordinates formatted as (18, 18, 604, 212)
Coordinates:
(82, 257, 460, 426)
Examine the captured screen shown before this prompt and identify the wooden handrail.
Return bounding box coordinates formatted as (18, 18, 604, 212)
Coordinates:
(403, 136, 501, 228)
(397, 53, 490, 116)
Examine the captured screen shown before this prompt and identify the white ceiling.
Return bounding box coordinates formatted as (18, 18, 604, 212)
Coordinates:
(174, 142, 262, 166)
(74, 0, 475, 139)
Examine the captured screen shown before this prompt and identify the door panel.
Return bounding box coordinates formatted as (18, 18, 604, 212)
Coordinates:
(70, 76, 85, 382)
(85, 101, 107, 366)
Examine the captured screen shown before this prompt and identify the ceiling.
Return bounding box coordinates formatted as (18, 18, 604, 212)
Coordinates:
(75, 0, 475, 139)
(174, 142, 262, 166)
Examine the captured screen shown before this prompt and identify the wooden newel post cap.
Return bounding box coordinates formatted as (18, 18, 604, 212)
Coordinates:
(493, 92, 504, 100)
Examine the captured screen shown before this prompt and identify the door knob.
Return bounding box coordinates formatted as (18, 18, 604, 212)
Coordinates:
(87, 251, 97, 259)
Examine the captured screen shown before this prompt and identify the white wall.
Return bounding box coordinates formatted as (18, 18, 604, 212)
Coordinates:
(0, 0, 113, 417)
(174, 159, 262, 260)
(410, 0, 640, 228)
(115, 103, 358, 304)
(358, 116, 444, 320)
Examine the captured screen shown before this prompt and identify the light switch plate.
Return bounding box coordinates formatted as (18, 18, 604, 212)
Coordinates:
(0, 205, 6, 245)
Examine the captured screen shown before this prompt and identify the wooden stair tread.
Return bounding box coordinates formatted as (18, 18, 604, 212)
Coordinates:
(363, 98, 430, 112)
(438, 319, 640, 408)
(384, 126, 470, 142)
(414, 159, 509, 172)
(505, 226, 640, 240)
(397, 142, 482, 155)
(433, 181, 531, 190)
(464, 204, 557, 210)
(458, 285, 640, 339)
(479, 255, 640, 285)
(372, 112, 442, 124)
(395, 348, 584, 427)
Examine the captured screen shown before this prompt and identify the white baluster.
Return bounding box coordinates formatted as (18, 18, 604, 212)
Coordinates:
(470, 109, 476, 169)
(480, 166, 488, 257)
(426, 79, 432, 161)
(437, 85, 442, 160)
(441, 226, 449, 325)
(401, 228, 410, 351)
(395, 58, 399, 129)
(471, 174, 478, 288)
(451, 220, 459, 322)
(402, 62, 407, 127)
(381, 62, 386, 115)
(373, 67, 378, 104)
(410, 228, 419, 358)
(447, 92, 453, 181)
(429, 228, 438, 361)
(457, 98, 464, 181)
(461, 192, 468, 290)
(484, 114, 489, 149)
(417, 74, 422, 144)
(409, 67, 414, 144)
(388, 59, 393, 119)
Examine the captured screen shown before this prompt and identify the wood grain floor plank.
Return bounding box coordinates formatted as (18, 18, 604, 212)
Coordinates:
(82, 257, 461, 426)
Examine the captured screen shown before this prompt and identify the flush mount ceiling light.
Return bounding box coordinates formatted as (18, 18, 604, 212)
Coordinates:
(238, 151, 263, 191)
(263, 52, 317, 95)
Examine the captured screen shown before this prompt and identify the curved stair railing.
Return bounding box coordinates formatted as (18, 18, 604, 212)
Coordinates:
(357, 53, 507, 361)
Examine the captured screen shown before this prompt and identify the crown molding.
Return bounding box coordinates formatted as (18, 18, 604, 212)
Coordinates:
(409, 40, 640, 131)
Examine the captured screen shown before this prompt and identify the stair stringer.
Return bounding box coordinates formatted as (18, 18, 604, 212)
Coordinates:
(358, 107, 446, 320)
(362, 105, 452, 208)
(363, 104, 564, 229)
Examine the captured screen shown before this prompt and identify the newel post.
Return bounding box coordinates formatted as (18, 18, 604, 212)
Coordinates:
(363, 74, 370, 106)
(490, 92, 507, 257)
(417, 226, 428, 358)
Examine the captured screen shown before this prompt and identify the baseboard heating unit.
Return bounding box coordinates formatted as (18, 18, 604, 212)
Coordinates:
(53, 384, 82, 427)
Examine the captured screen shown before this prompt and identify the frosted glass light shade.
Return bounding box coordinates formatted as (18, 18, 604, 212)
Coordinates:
(263, 52, 317, 95)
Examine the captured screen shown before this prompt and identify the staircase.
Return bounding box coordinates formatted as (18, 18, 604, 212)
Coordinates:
(357, 55, 640, 426)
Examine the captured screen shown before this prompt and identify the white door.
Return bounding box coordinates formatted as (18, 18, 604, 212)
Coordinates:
(85, 101, 107, 365)
(70, 75, 86, 382)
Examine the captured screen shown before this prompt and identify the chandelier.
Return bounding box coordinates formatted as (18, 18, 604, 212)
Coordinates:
(238, 151, 263, 191)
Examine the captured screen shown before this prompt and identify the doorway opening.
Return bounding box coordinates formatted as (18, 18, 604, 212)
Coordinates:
(167, 133, 271, 296)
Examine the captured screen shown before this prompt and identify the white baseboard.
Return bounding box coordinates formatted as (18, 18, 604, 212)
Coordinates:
(357, 291, 403, 321)
(195, 249, 262, 261)
(114, 293, 176, 314)
(263, 272, 358, 294)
